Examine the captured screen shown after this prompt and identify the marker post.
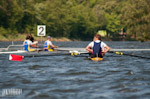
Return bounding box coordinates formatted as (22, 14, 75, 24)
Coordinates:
(37, 25, 46, 43)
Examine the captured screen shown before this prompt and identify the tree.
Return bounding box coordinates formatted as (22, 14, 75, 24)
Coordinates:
(121, 0, 150, 40)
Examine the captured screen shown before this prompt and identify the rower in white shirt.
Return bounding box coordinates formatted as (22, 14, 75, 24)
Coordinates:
(23, 34, 38, 52)
(44, 36, 58, 51)
(86, 34, 110, 58)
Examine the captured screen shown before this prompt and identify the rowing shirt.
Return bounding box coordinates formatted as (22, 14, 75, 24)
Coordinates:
(23, 40, 33, 51)
(44, 40, 53, 51)
(88, 40, 107, 57)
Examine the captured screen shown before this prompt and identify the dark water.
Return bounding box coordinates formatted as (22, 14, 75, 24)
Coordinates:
(0, 41, 150, 99)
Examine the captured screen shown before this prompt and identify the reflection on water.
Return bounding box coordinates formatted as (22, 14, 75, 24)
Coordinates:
(0, 41, 150, 98)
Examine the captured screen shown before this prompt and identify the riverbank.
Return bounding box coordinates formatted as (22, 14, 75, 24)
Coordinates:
(0, 34, 71, 42)
(0, 34, 149, 42)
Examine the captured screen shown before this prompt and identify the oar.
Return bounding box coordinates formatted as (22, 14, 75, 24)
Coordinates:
(9, 54, 24, 61)
(9, 53, 72, 61)
(9, 51, 89, 61)
(69, 51, 89, 56)
(109, 51, 150, 59)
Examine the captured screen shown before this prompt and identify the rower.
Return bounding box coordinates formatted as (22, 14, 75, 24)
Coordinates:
(44, 36, 58, 51)
(86, 34, 110, 58)
(28, 34, 38, 47)
(23, 34, 38, 52)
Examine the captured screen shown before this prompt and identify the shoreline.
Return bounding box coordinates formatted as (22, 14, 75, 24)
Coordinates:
(0, 34, 149, 42)
(0, 34, 72, 42)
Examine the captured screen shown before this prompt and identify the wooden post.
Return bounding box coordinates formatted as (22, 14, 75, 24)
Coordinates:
(41, 36, 43, 44)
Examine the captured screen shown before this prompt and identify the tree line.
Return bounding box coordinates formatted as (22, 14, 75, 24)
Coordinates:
(0, 0, 150, 41)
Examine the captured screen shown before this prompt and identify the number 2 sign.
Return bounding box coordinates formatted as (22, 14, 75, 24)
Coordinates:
(37, 25, 46, 36)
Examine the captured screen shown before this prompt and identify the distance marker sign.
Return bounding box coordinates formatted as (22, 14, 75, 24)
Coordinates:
(37, 25, 46, 36)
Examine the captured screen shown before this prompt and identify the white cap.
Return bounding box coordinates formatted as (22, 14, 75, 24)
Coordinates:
(47, 36, 51, 39)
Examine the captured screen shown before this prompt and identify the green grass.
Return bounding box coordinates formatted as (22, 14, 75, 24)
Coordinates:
(0, 34, 71, 42)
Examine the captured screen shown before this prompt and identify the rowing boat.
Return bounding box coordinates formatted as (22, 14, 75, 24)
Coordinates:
(1, 44, 150, 52)
(0, 50, 26, 54)
(0, 44, 150, 61)
(90, 57, 103, 62)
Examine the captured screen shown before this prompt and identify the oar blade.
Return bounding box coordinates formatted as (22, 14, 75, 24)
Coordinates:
(115, 51, 123, 55)
(9, 54, 24, 61)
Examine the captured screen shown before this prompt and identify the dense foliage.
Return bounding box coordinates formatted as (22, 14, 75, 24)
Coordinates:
(0, 0, 150, 40)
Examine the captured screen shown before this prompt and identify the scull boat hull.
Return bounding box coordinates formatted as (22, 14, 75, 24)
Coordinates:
(90, 57, 103, 62)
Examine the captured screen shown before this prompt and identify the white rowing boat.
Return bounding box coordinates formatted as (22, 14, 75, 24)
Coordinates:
(0, 50, 26, 54)
(0, 45, 150, 54)
(0, 44, 150, 62)
(1, 44, 150, 51)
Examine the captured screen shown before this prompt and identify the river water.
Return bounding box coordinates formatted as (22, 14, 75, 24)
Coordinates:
(0, 41, 150, 99)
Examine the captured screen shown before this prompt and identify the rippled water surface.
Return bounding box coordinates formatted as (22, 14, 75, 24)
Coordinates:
(0, 41, 150, 99)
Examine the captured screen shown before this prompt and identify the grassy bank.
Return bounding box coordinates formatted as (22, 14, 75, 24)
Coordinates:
(0, 34, 71, 42)
(1, 34, 149, 42)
